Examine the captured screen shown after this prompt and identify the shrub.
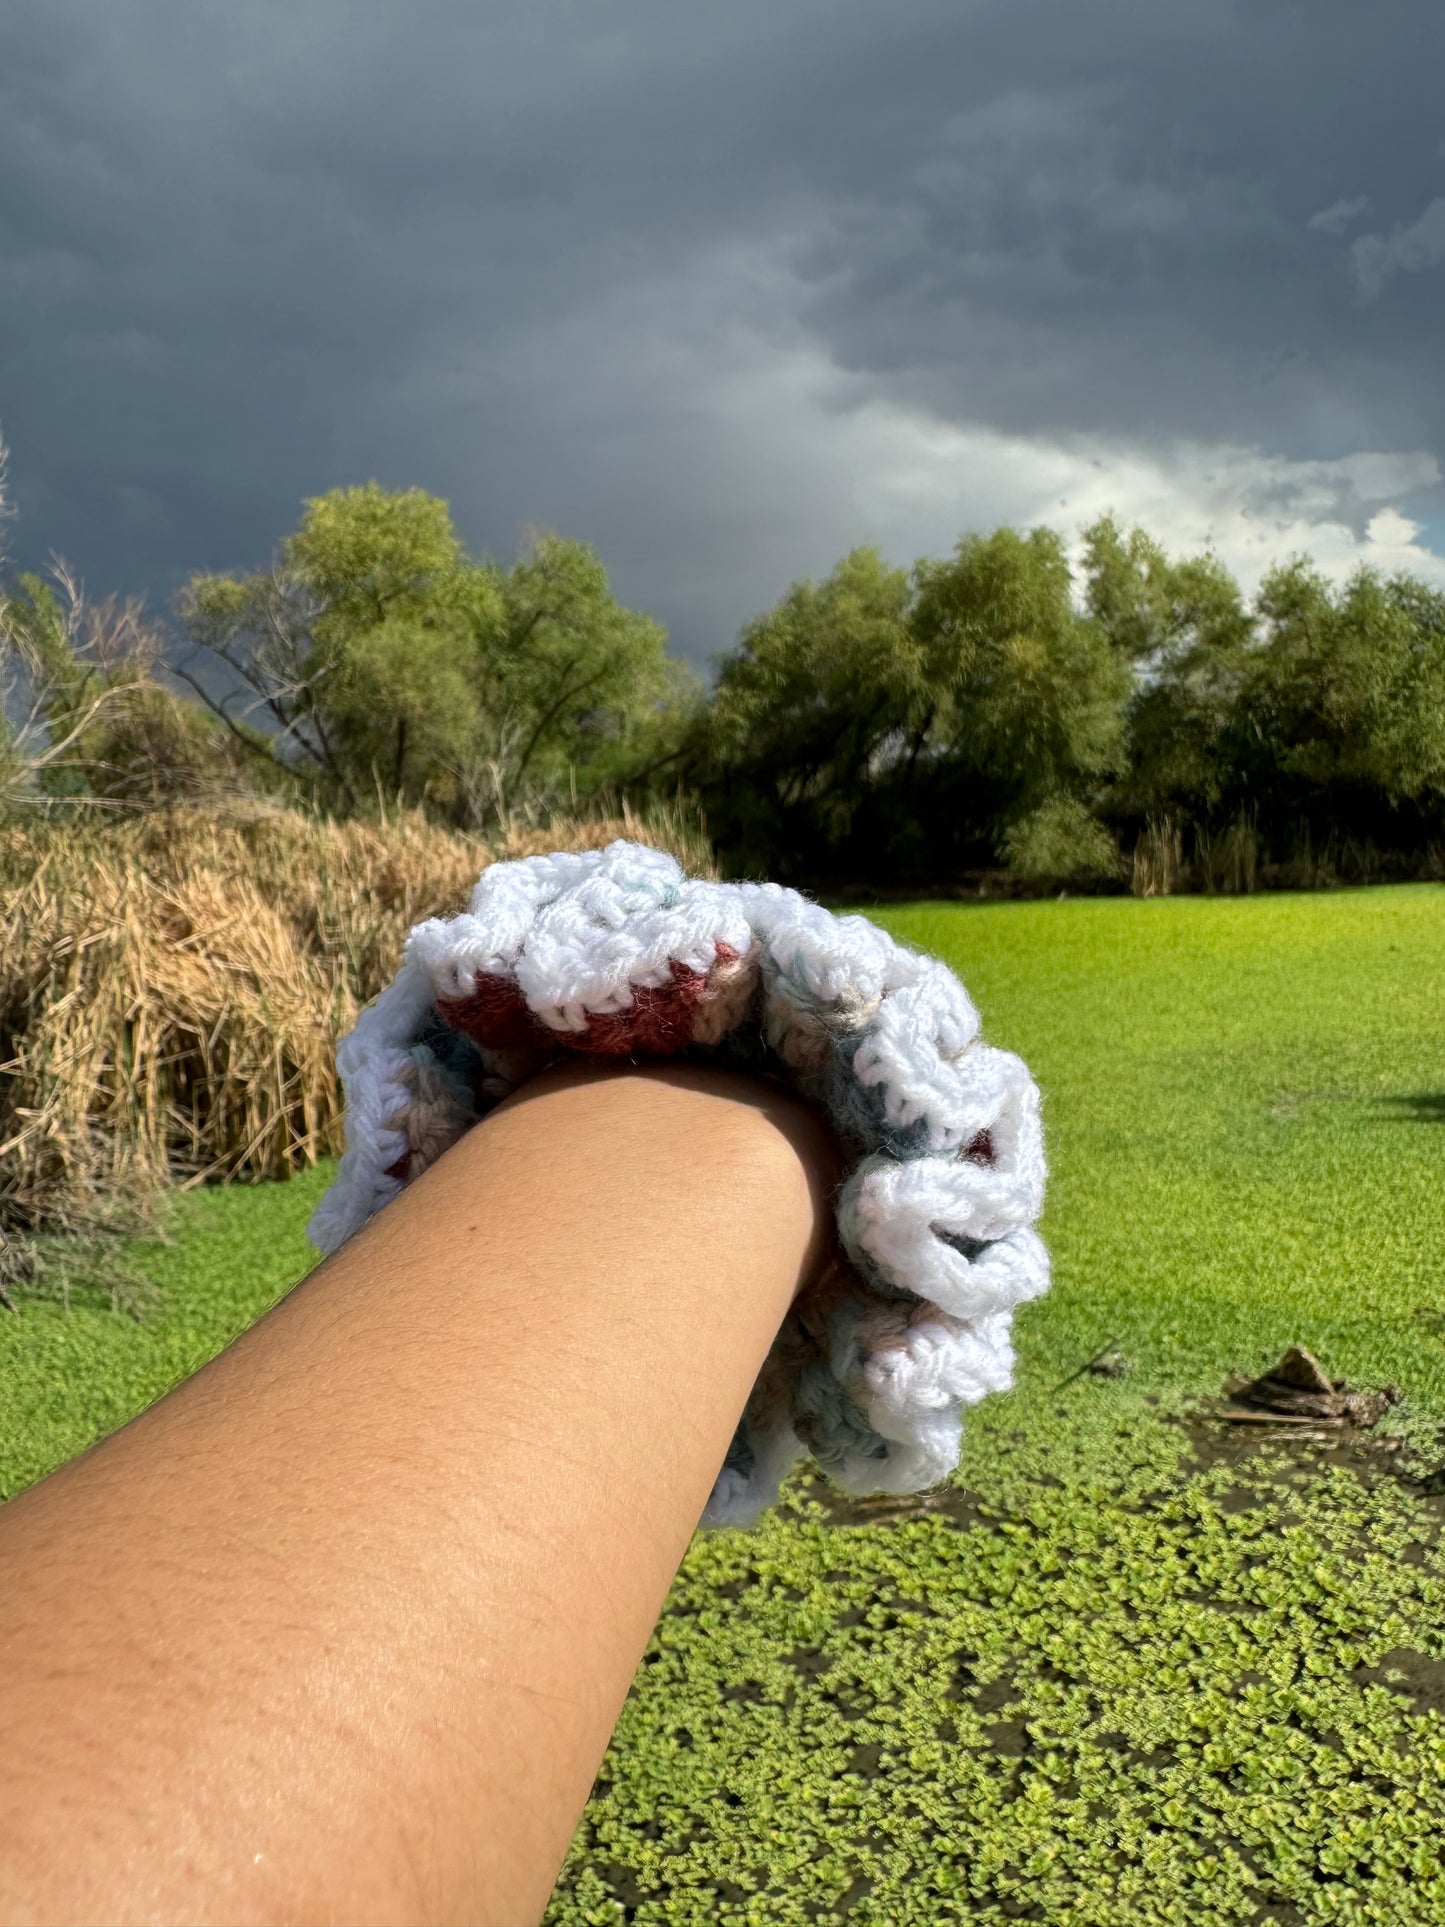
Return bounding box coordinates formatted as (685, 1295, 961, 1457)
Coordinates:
(1001, 794, 1121, 881)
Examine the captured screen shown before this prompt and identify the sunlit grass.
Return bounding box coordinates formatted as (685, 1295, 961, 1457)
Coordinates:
(0, 1163, 331, 1500)
(887, 884, 1445, 1411)
(3, 885, 1443, 1922)
(551, 885, 1445, 1925)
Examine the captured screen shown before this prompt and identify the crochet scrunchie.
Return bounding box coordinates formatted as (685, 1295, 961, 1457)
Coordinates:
(309, 840, 1049, 1526)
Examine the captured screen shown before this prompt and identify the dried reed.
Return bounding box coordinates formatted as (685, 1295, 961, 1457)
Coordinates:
(0, 797, 712, 1302)
(1130, 819, 1184, 898)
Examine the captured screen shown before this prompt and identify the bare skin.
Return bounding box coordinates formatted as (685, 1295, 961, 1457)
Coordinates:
(0, 1061, 841, 1927)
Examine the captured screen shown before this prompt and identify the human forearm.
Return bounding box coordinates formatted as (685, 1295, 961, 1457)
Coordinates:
(0, 1063, 836, 1926)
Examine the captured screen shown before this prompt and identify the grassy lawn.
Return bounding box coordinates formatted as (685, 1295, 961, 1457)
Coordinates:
(3, 886, 1444, 1923)
(0, 1165, 332, 1501)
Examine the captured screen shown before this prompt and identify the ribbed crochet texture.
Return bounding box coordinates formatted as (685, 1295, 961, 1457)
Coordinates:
(309, 841, 1049, 1527)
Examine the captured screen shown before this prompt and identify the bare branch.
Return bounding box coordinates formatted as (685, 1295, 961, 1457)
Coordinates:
(166, 658, 300, 774)
(512, 658, 614, 785)
(25, 682, 130, 769)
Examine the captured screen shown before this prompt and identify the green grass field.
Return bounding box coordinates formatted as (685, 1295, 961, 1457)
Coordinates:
(3, 886, 1443, 1924)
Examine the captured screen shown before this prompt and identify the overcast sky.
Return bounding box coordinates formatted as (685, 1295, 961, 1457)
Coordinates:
(3, 0, 1444, 668)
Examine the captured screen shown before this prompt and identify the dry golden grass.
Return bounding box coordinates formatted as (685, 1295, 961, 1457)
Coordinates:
(0, 796, 712, 1265)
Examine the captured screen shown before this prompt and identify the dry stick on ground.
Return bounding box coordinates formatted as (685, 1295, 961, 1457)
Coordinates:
(1048, 1338, 1124, 1396)
(1218, 1344, 1401, 1429)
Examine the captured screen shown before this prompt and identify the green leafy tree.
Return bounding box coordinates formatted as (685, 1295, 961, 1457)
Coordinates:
(463, 526, 686, 819)
(689, 546, 926, 877)
(0, 441, 131, 806)
(0, 565, 182, 808)
(1080, 515, 1255, 828)
(694, 528, 1131, 882)
(1086, 515, 1445, 870)
(179, 485, 480, 813)
(1243, 559, 1445, 836)
(909, 525, 1131, 872)
(178, 486, 682, 823)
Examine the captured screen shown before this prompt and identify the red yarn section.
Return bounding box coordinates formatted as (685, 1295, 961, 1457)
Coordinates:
(573, 956, 711, 1055)
(435, 944, 738, 1060)
(436, 972, 547, 1050)
(964, 1129, 996, 1166)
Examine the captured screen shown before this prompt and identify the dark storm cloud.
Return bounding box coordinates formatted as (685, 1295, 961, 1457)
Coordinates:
(779, 0, 1445, 454)
(2, 0, 1443, 665)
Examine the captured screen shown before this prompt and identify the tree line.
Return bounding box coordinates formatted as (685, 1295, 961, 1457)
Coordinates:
(4, 467, 1444, 888)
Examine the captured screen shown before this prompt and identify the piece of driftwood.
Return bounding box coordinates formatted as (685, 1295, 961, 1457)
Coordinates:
(1217, 1344, 1400, 1429)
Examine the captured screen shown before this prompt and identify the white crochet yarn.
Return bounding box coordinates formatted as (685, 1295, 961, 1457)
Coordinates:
(309, 840, 1050, 1527)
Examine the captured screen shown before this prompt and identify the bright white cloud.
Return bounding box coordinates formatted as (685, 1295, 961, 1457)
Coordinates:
(469, 231, 1445, 658)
